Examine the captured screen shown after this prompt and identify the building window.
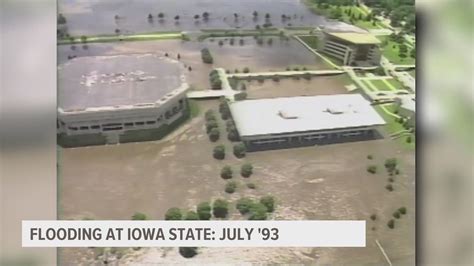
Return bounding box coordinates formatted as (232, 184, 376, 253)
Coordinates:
(68, 126, 78, 131)
(124, 122, 134, 127)
(146, 121, 156, 125)
(91, 125, 100, 129)
(135, 122, 145, 126)
(103, 127, 123, 131)
(79, 126, 89, 130)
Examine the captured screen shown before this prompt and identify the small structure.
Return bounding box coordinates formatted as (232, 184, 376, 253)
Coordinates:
(230, 94, 386, 151)
(320, 30, 381, 66)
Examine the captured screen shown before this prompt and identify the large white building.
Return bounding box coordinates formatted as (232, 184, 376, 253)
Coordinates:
(319, 30, 381, 66)
(230, 94, 386, 151)
(57, 54, 189, 147)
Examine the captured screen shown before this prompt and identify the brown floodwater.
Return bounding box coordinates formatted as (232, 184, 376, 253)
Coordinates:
(59, 0, 332, 35)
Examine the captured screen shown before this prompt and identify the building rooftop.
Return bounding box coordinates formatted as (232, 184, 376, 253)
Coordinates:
(230, 94, 386, 137)
(58, 54, 185, 111)
(326, 31, 381, 44)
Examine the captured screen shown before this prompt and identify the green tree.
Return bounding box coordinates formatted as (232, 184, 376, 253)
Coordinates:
(260, 195, 275, 212)
(220, 166, 233, 179)
(209, 128, 220, 142)
(80, 35, 87, 43)
(241, 163, 253, 177)
(236, 197, 254, 214)
(225, 181, 237, 193)
(184, 211, 199, 220)
(410, 48, 416, 58)
(165, 208, 182, 220)
(197, 202, 211, 220)
(233, 143, 246, 158)
(206, 120, 218, 133)
(387, 219, 395, 229)
(202, 12, 210, 20)
(213, 145, 225, 160)
(248, 203, 268, 220)
(243, 67, 250, 73)
(179, 247, 198, 258)
(158, 13, 164, 19)
(367, 165, 377, 174)
(213, 199, 229, 218)
(132, 212, 147, 220)
(384, 158, 398, 172)
(398, 207, 407, 215)
(253, 11, 258, 17)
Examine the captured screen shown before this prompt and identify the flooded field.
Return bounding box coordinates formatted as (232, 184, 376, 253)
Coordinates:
(59, 99, 415, 265)
(59, 0, 328, 35)
(242, 74, 352, 99)
(58, 37, 328, 90)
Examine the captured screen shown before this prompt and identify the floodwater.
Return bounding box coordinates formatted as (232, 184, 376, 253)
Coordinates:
(58, 37, 328, 90)
(59, 0, 330, 35)
(59, 99, 415, 265)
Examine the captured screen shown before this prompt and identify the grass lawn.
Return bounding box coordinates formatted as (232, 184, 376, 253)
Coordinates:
(374, 105, 415, 149)
(370, 79, 393, 91)
(377, 36, 416, 65)
(58, 31, 183, 45)
(298, 35, 319, 49)
(384, 78, 405, 90)
(361, 79, 378, 92)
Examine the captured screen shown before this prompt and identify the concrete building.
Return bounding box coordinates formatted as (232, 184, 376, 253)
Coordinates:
(57, 54, 189, 147)
(319, 30, 381, 66)
(230, 94, 386, 151)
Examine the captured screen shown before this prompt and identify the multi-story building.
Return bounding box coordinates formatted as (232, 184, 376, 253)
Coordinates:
(57, 54, 189, 147)
(319, 30, 381, 66)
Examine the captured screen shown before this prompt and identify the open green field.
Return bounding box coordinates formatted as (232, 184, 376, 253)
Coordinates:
(58, 31, 184, 45)
(378, 36, 416, 65)
(374, 105, 415, 149)
(370, 79, 394, 91)
(298, 35, 319, 49)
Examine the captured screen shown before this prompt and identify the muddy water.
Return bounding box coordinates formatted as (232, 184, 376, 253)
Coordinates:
(59, 0, 328, 35)
(59, 99, 415, 265)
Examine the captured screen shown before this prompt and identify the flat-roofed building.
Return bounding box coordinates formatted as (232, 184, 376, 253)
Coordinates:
(57, 54, 189, 147)
(229, 94, 386, 151)
(319, 30, 381, 66)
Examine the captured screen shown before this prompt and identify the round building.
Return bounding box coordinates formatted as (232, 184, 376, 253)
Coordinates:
(57, 54, 188, 147)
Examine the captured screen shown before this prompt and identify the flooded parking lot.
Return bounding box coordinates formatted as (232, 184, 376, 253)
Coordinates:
(59, 0, 327, 35)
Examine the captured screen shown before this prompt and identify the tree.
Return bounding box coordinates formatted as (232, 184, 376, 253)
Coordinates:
(132, 212, 147, 220)
(218, 40, 224, 46)
(148, 14, 153, 20)
(80, 35, 87, 43)
(58, 13, 67, 24)
(197, 202, 211, 220)
(174, 15, 180, 20)
(220, 166, 233, 179)
(236, 197, 254, 215)
(201, 48, 213, 64)
(393, 211, 401, 219)
(213, 145, 225, 160)
(208, 127, 220, 142)
(398, 207, 407, 215)
(239, 39, 245, 46)
(367, 165, 377, 174)
(206, 120, 218, 133)
(243, 67, 250, 73)
(213, 199, 229, 218)
(384, 158, 398, 173)
(385, 184, 394, 191)
(233, 143, 246, 158)
(225, 181, 237, 193)
(185, 211, 199, 220)
(260, 195, 275, 212)
(387, 219, 395, 229)
(115, 28, 121, 34)
(202, 12, 210, 20)
(410, 48, 416, 58)
(165, 208, 182, 220)
(179, 247, 198, 258)
(158, 13, 164, 19)
(247, 182, 256, 189)
(267, 38, 273, 45)
(253, 11, 258, 17)
(370, 214, 377, 221)
(194, 14, 200, 20)
(227, 127, 240, 142)
(241, 163, 253, 177)
(265, 13, 270, 19)
(177, 53, 181, 60)
(248, 203, 268, 220)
